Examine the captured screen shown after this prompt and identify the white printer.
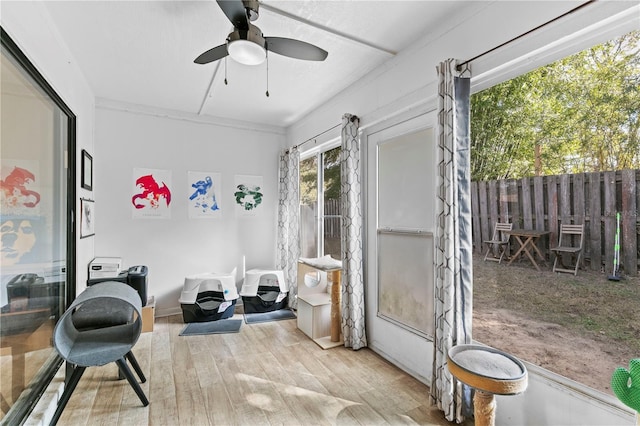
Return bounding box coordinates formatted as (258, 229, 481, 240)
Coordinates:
(89, 257, 122, 279)
(87, 257, 148, 306)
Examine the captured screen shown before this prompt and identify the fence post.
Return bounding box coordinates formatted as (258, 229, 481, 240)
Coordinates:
(521, 177, 533, 230)
(603, 171, 617, 275)
(488, 180, 499, 236)
(509, 180, 520, 228)
(621, 169, 638, 276)
(479, 181, 489, 254)
(547, 175, 559, 252)
(471, 181, 482, 253)
(572, 173, 586, 268)
(588, 172, 602, 271)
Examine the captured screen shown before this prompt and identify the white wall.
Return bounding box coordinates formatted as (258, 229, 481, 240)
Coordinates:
(1, 0, 96, 294)
(94, 106, 285, 315)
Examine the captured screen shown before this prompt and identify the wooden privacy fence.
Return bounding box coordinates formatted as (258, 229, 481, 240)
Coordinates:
(471, 169, 639, 276)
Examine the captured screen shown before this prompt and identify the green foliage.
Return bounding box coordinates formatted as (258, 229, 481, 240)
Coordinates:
(471, 30, 640, 181)
(299, 156, 317, 205)
(299, 146, 341, 205)
(323, 147, 341, 201)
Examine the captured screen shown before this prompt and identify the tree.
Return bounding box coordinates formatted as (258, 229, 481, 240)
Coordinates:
(471, 30, 640, 181)
(299, 146, 341, 204)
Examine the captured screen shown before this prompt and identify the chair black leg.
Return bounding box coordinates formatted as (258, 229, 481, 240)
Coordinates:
(125, 351, 146, 383)
(49, 365, 86, 426)
(115, 358, 149, 406)
(117, 352, 145, 382)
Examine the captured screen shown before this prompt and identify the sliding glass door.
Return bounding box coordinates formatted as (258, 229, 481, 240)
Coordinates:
(1, 28, 75, 423)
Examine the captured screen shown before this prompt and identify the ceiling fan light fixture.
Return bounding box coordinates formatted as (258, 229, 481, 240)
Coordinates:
(227, 25, 266, 65)
(228, 39, 266, 65)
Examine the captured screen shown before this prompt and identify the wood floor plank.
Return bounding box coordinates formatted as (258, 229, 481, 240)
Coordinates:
(233, 400, 270, 426)
(34, 314, 463, 426)
(230, 365, 299, 425)
(340, 402, 389, 425)
(90, 375, 123, 425)
(313, 372, 365, 404)
(149, 397, 179, 426)
(405, 404, 473, 426)
(202, 383, 236, 425)
(60, 363, 111, 425)
(148, 347, 175, 402)
(316, 348, 376, 393)
(217, 356, 254, 406)
(174, 366, 210, 425)
(254, 352, 298, 387)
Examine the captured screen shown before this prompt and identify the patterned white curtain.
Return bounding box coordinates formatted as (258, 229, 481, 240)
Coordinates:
(430, 59, 473, 422)
(276, 147, 301, 309)
(340, 113, 367, 350)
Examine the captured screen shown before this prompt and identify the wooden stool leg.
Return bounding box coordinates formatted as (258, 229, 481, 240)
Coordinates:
(115, 358, 149, 406)
(49, 365, 86, 426)
(473, 390, 496, 426)
(330, 270, 341, 342)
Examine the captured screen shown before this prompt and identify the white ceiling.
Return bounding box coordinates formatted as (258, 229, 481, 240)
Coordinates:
(40, 1, 581, 129)
(39, 0, 478, 128)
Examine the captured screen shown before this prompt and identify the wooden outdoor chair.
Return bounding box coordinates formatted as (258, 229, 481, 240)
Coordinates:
(550, 224, 584, 275)
(483, 222, 513, 263)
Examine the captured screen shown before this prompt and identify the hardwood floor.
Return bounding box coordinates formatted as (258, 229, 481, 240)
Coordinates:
(48, 313, 461, 425)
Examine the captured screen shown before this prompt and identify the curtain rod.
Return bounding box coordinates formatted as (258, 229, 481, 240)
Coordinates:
(456, 0, 595, 71)
(286, 122, 341, 154)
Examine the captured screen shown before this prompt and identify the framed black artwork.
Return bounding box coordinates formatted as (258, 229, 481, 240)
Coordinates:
(81, 149, 93, 191)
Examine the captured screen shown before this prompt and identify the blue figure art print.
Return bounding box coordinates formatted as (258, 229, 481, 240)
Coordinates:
(187, 171, 222, 218)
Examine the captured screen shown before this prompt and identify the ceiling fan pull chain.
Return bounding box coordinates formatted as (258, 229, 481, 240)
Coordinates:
(224, 57, 228, 85)
(265, 50, 270, 97)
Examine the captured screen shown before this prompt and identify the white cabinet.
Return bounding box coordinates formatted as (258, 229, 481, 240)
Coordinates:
(297, 293, 331, 340)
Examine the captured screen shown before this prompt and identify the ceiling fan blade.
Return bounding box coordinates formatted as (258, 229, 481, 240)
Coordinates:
(194, 44, 229, 64)
(216, 0, 248, 30)
(265, 37, 328, 61)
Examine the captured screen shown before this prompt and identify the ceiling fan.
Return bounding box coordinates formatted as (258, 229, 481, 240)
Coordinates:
(194, 0, 328, 66)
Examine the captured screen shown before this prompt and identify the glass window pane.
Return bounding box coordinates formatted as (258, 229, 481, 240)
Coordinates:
(1, 38, 68, 421)
(299, 156, 318, 258)
(323, 147, 341, 259)
(471, 30, 640, 397)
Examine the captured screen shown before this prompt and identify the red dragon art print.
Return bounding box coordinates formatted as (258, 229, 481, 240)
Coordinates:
(131, 174, 171, 209)
(1, 166, 41, 209)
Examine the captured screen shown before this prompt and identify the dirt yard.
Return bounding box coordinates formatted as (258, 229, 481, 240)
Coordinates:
(472, 254, 640, 396)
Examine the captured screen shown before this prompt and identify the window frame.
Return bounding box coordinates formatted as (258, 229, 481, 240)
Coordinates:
(1, 27, 77, 424)
(299, 141, 341, 259)
(468, 22, 639, 405)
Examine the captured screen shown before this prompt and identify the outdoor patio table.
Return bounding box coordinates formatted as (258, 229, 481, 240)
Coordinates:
(506, 229, 550, 271)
